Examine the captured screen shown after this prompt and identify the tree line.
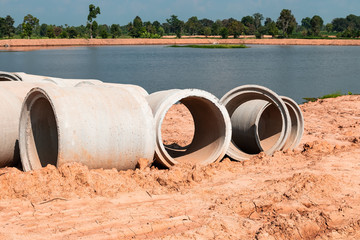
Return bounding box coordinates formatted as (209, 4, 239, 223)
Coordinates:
(1, 6, 360, 39)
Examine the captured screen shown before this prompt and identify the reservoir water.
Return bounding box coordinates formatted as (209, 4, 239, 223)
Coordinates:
(1, 44, 360, 103)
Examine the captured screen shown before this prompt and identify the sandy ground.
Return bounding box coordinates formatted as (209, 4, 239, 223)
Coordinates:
(0, 95, 360, 239)
(1, 38, 360, 51)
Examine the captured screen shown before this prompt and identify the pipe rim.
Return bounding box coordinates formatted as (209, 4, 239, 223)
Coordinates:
(220, 85, 291, 160)
(154, 89, 231, 168)
(0, 71, 22, 81)
(19, 87, 60, 171)
(281, 96, 304, 150)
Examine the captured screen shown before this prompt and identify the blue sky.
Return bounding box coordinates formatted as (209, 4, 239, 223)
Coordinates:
(0, 0, 358, 26)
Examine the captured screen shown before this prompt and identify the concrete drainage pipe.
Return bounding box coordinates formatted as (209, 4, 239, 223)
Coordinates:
(146, 89, 231, 168)
(0, 71, 21, 81)
(19, 85, 155, 171)
(281, 96, 304, 150)
(220, 85, 291, 161)
(0, 82, 57, 167)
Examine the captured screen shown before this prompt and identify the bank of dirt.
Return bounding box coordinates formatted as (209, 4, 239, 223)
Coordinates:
(0, 95, 360, 239)
(1, 38, 360, 52)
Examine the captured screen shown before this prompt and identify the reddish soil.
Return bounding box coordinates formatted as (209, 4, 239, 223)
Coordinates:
(1, 38, 360, 52)
(1, 95, 360, 239)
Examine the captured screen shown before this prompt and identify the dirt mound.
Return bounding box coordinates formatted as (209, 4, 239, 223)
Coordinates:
(1, 95, 360, 239)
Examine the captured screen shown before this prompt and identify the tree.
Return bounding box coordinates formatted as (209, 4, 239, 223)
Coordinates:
(325, 23, 333, 33)
(310, 15, 323, 36)
(39, 23, 48, 37)
(276, 9, 297, 37)
(185, 16, 201, 35)
(46, 25, 55, 38)
(331, 18, 347, 32)
(226, 18, 244, 38)
(22, 14, 39, 38)
(220, 27, 229, 39)
(166, 15, 184, 38)
(110, 24, 121, 38)
(87, 4, 100, 38)
(253, 13, 264, 29)
(211, 20, 222, 35)
(301, 17, 311, 30)
(129, 16, 145, 38)
(1, 15, 15, 38)
(241, 15, 255, 34)
(67, 27, 78, 38)
(203, 27, 211, 37)
(99, 24, 109, 38)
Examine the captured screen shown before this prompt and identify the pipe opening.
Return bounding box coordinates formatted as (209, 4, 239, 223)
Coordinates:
(26, 97, 58, 168)
(257, 103, 283, 152)
(159, 96, 227, 165)
(161, 103, 195, 148)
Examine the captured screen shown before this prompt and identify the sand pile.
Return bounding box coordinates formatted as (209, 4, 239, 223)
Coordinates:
(0, 95, 360, 239)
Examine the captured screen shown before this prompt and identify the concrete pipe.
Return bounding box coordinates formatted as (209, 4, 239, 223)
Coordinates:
(0, 82, 55, 167)
(0, 71, 21, 81)
(220, 85, 291, 161)
(146, 89, 231, 168)
(19, 85, 155, 171)
(280, 96, 304, 150)
(15, 72, 104, 86)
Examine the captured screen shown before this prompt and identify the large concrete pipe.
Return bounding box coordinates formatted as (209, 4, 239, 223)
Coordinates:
(0, 71, 21, 81)
(146, 89, 231, 168)
(281, 96, 304, 150)
(0, 82, 54, 167)
(15, 72, 103, 86)
(220, 85, 291, 161)
(19, 85, 155, 171)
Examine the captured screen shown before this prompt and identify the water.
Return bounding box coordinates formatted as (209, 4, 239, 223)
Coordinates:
(1, 44, 360, 103)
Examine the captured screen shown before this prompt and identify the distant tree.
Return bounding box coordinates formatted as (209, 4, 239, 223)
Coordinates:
(253, 13, 264, 29)
(39, 23, 48, 37)
(203, 27, 211, 37)
(264, 18, 278, 37)
(67, 27, 78, 38)
(241, 16, 256, 34)
(91, 21, 99, 38)
(59, 30, 69, 38)
(99, 24, 109, 38)
(331, 18, 348, 32)
(87, 4, 101, 38)
(310, 15, 323, 36)
(22, 14, 39, 38)
(185, 16, 201, 35)
(219, 27, 229, 39)
(226, 18, 244, 38)
(211, 19, 222, 35)
(1, 15, 15, 38)
(110, 24, 121, 38)
(276, 9, 297, 37)
(166, 15, 184, 38)
(46, 25, 55, 38)
(325, 23, 333, 33)
(129, 16, 145, 38)
(301, 17, 311, 30)
(54, 26, 62, 37)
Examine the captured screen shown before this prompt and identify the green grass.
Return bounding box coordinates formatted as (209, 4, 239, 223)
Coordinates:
(303, 91, 354, 103)
(169, 44, 248, 49)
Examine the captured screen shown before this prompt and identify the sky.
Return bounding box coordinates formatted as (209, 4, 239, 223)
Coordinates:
(0, 0, 359, 26)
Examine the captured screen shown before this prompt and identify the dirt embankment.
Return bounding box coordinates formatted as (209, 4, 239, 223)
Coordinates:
(1, 38, 360, 51)
(0, 95, 360, 239)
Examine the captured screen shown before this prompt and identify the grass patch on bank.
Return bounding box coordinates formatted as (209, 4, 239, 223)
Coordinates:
(303, 91, 354, 103)
(169, 44, 248, 49)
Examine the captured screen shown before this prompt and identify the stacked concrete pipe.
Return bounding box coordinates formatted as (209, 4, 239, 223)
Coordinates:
(19, 85, 155, 171)
(0, 71, 21, 81)
(221, 85, 292, 161)
(146, 89, 232, 168)
(0, 82, 55, 167)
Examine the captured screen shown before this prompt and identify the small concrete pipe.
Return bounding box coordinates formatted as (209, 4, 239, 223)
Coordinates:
(19, 85, 155, 171)
(0, 82, 55, 167)
(146, 89, 232, 168)
(280, 96, 304, 150)
(0, 71, 21, 81)
(220, 85, 291, 161)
